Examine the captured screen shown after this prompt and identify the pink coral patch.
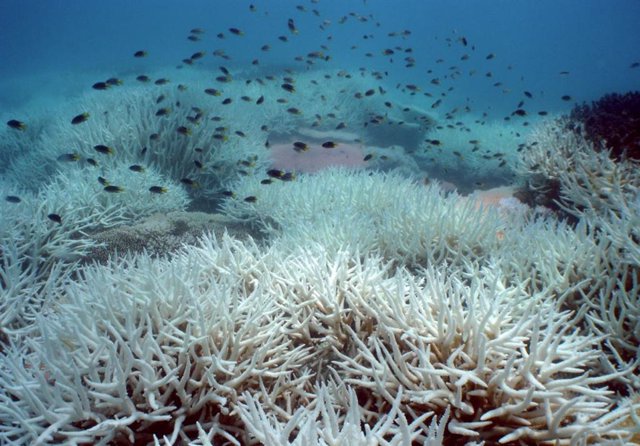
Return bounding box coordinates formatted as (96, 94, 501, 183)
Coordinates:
(466, 186, 517, 209)
(269, 141, 366, 173)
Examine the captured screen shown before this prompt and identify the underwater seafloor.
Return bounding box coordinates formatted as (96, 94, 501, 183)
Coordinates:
(1, 1, 640, 445)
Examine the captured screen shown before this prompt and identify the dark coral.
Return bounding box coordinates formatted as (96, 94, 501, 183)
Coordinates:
(569, 91, 640, 160)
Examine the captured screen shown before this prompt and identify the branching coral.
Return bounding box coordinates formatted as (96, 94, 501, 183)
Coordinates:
(222, 168, 506, 268)
(0, 234, 636, 445)
(517, 118, 640, 393)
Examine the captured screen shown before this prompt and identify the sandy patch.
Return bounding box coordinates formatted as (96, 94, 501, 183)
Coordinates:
(269, 140, 367, 173)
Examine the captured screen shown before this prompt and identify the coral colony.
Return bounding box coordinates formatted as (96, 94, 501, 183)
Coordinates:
(1, 4, 640, 446)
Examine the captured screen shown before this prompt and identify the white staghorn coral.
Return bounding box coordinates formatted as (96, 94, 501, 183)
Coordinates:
(222, 168, 506, 267)
(517, 119, 640, 393)
(1, 233, 636, 445)
(517, 118, 640, 221)
(2, 75, 270, 196)
(0, 161, 189, 333)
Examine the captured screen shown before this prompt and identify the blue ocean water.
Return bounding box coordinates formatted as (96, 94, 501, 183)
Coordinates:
(0, 0, 638, 114)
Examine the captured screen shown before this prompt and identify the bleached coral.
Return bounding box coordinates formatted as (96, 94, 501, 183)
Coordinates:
(222, 169, 506, 267)
(517, 118, 640, 391)
(517, 118, 640, 221)
(2, 77, 269, 197)
(0, 234, 636, 445)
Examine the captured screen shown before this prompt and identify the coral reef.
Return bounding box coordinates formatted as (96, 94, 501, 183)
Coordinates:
(569, 91, 640, 160)
(0, 234, 636, 445)
(517, 118, 640, 394)
(1, 67, 639, 445)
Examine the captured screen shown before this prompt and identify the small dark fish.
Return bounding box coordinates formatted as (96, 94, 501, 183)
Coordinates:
(180, 178, 199, 188)
(267, 169, 286, 179)
(222, 98, 233, 105)
(47, 213, 62, 224)
(524, 91, 533, 98)
(5, 195, 21, 203)
(538, 111, 548, 116)
(363, 154, 373, 161)
(630, 62, 640, 69)
(512, 109, 527, 117)
(155, 107, 171, 116)
(561, 95, 572, 101)
(104, 185, 124, 193)
(154, 78, 169, 85)
(243, 195, 257, 203)
(191, 51, 205, 60)
(486, 53, 495, 60)
(194, 160, 203, 169)
(71, 113, 90, 125)
(134, 50, 148, 58)
(261, 178, 273, 185)
(149, 186, 168, 194)
(205, 88, 222, 96)
(7, 119, 26, 130)
(288, 18, 298, 34)
(177, 126, 191, 136)
(229, 27, 244, 36)
(322, 141, 337, 148)
(105, 78, 122, 86)
(336, 122, 346, 130)
(213, 133, 228, 141)
(221, 190, 235, 197)
(57, 153, 81, 162)
(92, 81, 109, 90)
(559, 71, 570, 75)
(281, 83, 295, 93)
(136, 75, 151, 83)
(364, 89, 375, 96)
(98, 176, 109, 186)
(129, 164, 145, 172)
(287, 107, 301, 115)
(293, 141, 309, 152)
(94, 145, 114, 155)
(256, 95, 264, 104)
